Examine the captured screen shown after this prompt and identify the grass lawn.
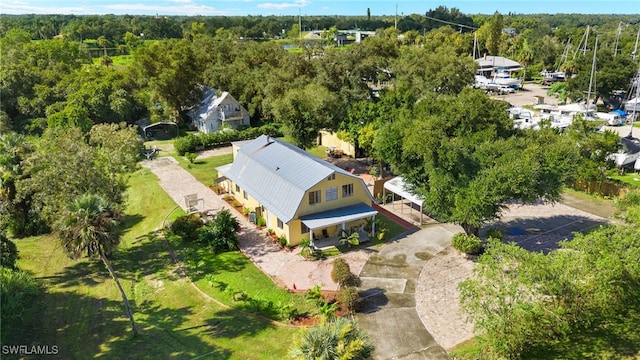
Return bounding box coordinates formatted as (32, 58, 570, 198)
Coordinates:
(174, 153, 234, 186)
(608, 173, 640, 189)
(170, 239, 314, 322)
(6, 167, 299, 359)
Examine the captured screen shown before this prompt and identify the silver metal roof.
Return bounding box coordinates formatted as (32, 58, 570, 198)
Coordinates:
(224, 135, 362, 223)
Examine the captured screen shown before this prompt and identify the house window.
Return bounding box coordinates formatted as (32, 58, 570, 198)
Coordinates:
(301, 223, 309, 234)
(277, 218, 283, 229)
(243, 191, 248, 200)
(326, 187, 338, 201)
(235, 184, 240, 193)
(327, 173, 335, 181)
(342, 184, 354, 197)
(309, 190, 321, 205)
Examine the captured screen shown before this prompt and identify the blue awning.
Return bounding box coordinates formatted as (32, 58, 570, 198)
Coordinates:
(300, 203, 377, 229)
(612, 109, 628, 117)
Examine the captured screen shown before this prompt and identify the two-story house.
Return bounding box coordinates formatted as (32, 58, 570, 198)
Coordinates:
(190, 86, 250, 134)
(216, 135, 377, 246)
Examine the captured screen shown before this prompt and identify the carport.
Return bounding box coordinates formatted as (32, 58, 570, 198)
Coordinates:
(383, 176, 426, 225)
(142, 121, 178, 139)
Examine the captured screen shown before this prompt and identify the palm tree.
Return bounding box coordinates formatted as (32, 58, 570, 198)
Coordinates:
(97, 36, 108, 57)
(289, 317, 374, 360)
(55, 194, 138, 337)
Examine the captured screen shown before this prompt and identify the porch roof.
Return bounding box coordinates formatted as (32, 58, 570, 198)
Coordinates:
(300, 203, 377, 229)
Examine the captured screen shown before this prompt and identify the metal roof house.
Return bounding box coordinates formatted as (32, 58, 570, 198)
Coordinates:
(190, 86, 250, 134)
(216, 135, 377, 246)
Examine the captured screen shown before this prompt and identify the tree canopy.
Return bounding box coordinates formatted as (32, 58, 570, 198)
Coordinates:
(377, 89, 580, 234)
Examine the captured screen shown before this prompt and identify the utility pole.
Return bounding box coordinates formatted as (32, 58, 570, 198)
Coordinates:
(395, 4, 398, 30)
(299, 8, 302, 42)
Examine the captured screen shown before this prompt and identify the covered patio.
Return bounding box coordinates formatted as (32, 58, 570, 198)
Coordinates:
(300, 203, 378, 249)
(382, 176, 432, 226)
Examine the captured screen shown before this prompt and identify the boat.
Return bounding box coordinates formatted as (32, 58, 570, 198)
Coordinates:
(491, 68, 522, 89)
(609, 137, 640, 168)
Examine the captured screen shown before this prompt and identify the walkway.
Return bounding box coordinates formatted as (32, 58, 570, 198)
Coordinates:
(142, 156, 367, 292)
(356, 223, 464, 359)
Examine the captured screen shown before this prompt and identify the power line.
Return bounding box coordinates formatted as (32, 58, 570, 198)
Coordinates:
(423, 15, 478, 30)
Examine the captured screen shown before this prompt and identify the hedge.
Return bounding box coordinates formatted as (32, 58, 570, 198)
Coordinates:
(174, 124, 283, 155)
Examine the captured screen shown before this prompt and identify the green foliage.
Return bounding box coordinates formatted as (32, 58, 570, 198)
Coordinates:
(169, 214, 204, 243)
(460, 226, 640, 359)
(547, 81, 568, 104)
(272, 84, 340, 150)
(615, 189, 640, 225)
(173, 124, 283, 155)
(331, 258, 352, 286)
(484, 227, 504, 241)
(338, 229, 360, 247)
(565, 117, 619, 188)
(55, 194, 121, 259)
(198, 209, 239, 253)
(336, 287, 360, 314)
(379, 89, 579, 235)
(0, 268, 41, 334)
(278, 235, 288, 247)
(1, 234, 19, 270)
(20, 126, 141, 226)
(256, 216, 266, 227)
(289, 317, 374, 360)
(452, 233, 483, 255)
(184, 152, 197, 163)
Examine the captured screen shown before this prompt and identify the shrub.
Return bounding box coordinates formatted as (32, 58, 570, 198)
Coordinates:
(184, 152, 197, 163)
(278, 235, 287, 247)
(336, 287, 360, 313)
(267, 228, 275, 235)
(331, 258, 361, 288)
(1, 268, 41, 330)
(1, 235, 19, 270)
(452, 233, 483, 255)
(485, 228, 504, 241)
(169, 214, 204, 243)
(232, 200, 241, 208)
(331, 258, 351, 285)
(256, 216, 266, 227)
(199, 209, 239, 253)
(174, 125, 284, 155)
(242, 207, 251, 216)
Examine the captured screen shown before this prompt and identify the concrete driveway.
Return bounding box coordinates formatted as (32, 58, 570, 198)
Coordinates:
(356, 223, 464, 360)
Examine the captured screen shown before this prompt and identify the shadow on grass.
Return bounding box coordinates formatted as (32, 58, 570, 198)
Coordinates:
(3, 290, 231, 360)
(45, 231, 179, 289)
(483, 214, 609, 253)
(201, 308, 277, 339)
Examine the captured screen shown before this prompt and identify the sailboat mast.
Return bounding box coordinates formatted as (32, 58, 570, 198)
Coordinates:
(627, 68, 640, 139)
(586, 36, 598, 109)
(614, 21, 623, 58)
(583, 25, 590, 56)
(633, 27, 640, 60)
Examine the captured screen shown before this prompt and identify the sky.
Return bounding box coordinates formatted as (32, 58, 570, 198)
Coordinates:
(0, 0, 638, 16)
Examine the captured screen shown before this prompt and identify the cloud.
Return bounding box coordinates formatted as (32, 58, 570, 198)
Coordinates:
(0, 0, 226, 15)
(102, 3, 224, 15)
(258, 0, 310, 10)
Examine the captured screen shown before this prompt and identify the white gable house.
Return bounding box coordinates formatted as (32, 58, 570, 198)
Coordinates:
(191, 86, 250, 134)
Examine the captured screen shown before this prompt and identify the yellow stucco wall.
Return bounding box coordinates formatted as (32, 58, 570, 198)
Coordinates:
(318, 130, 355, 157)
(224, 173, 373, 246)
